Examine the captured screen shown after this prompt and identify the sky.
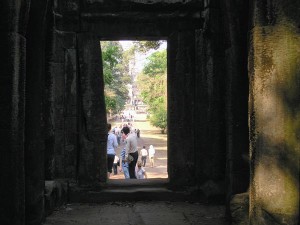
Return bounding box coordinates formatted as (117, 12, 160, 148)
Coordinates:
(119, 40, 167, 72)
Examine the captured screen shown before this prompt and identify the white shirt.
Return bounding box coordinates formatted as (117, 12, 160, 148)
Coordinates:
(125, 133, 137, 154)
(113, 155, 119, 164)
(136, 168, 146, 179)
(149, 145, 155, 157)
(114, 127, 120, 135)
(141, 148, 148, 156)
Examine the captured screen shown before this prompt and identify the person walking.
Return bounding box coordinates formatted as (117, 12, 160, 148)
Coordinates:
(140, 146, 148, 167)
(119, 147, 130, 179)
(107, 123, 118, 179)
(121, 126, 138, 179)
(136, 161, 147, 179)
(148, 145, 155, 168)
(114, 125, 121, 145)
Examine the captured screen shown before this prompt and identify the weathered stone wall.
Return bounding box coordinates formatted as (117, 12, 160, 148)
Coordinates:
(0, 1, 29, 224)
(221, 0, 250, 217)
(249, 0, 300, 224)
(0, 1, 299, 224)
(168, 30, 196, 186)
(44, 24, 55, 180)
(49, 4, 109, 184)
(194, 0, 227, 198)
(77, 33, 107, 184)
(47, 30, 78, 180)
(25, 0, 52, 224)
(54, 0, 80, 32)
(54, 0, 203, 185)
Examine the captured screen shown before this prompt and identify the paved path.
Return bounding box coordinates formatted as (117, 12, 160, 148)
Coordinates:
(44, 201, 228, 225)
(110, 113, 168, 179)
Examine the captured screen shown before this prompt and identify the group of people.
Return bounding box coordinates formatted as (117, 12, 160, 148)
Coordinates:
(106, 123, 155, 179)
(118, 110, 136, 123)
(112, 123, 141, 144)
(140, 145, 155, 168)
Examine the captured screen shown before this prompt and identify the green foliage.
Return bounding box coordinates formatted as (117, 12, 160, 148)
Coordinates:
(137, 50, 167, 105)
(101, 41, 130, 114)
(143, 51, 167, 76)
(105, 95, 117, 110)
(101, 40, 167, 128)
(149, 104, 167, 133)
(137, 49, 167, 132)
(133, 41, 163, 53)
(102, 42, 122, 85)
(114, 95, 126, 112)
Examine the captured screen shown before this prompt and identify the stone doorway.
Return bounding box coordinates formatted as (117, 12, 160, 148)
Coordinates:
(100, 40, 169, 180)
(74, 7, 202, 185)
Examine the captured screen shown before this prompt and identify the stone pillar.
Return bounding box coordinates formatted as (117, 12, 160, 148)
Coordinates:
(168, 29, 196, 186)
(50, 30, 66, 179)
(0, 32, 26, 225)
(222, 0, 250, 214)
(194, 3, 227, 198)
(0, 1, 30, 224)
(64, 47, 78, 179)
(48, 30, 78, 179)
(249, 1, 300, 224)
(25, 0, 52, 224)
(77, 33, 107, 185)
(44, 26, 55, 180)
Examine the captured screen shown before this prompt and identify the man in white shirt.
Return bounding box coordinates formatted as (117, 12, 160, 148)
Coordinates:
(148, 145, 155, 167)
(140, 146, 148, 167)
(121, 126, 138, 179)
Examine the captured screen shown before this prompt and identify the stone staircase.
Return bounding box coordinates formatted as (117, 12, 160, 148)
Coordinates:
(68, 178, 198, 203)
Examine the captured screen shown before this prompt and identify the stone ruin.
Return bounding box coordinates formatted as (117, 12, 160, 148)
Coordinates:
(0, 0, 299, 224)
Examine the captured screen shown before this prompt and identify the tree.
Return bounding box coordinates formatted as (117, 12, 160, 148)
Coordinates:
(150, 104, 167, 133)
(137, 49, 167, 132)
(101, 41, 130, 114)
(133, 41, 163, 53)
(102, 42, 122, 85)
(137, 50, 167, 105)
(143, 50, 167, 76)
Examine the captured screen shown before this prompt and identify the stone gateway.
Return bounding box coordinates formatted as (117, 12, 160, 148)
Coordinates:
(0, 0, 299, 224)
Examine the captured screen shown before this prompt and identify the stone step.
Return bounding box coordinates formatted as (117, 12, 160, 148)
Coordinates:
(69, 179, 198, 203)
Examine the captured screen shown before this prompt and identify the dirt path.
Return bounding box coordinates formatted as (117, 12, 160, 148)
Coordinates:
(110, 113, 168, 179)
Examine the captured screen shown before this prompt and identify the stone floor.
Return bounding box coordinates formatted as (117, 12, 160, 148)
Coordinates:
(43, 114, 229, 225)
(43, 201, 229, 225)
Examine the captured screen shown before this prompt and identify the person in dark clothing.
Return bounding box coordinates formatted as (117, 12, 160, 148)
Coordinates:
(121, 126, 138, 179)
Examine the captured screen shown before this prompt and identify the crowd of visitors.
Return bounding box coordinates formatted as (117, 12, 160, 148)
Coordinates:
(106, 122, 155, 179)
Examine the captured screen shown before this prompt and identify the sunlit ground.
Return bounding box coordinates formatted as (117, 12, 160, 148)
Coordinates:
(110, 113, 168, 179)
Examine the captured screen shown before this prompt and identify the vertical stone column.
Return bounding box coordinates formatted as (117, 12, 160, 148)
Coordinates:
(25, 0, 52, 224)
(0, 1, 30, 224)
(44, 26, 55, 180)
(249, 1, 300, 224)
(0, 32, 26, 225)
(222, 0, 250, 212)
(168, 29, 196, 186)
(194, 3, 227, 198)
(48, 30, 78, 179)
(64, 47, 78, 179)
(77, 33, 107, 185)
(49, 30, 66, 178)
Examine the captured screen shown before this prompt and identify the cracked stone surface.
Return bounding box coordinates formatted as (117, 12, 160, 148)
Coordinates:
(43, 201, 228, 225)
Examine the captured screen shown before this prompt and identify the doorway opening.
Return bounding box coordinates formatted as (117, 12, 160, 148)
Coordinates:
(100, 40, 168, 180)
